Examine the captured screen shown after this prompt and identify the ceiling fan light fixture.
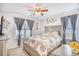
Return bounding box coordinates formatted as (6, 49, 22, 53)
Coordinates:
(35, 12, 42, 16)
(28, 4, 48, 16)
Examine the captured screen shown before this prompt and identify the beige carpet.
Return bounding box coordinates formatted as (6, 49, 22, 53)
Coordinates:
(7, 47, 29, 56)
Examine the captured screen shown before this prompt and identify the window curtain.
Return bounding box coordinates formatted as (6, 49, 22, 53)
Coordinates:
(26, 20, 34, 36)
(14, 17, 25, 46)
(61, 16, 69, 44)
(69, 14, 77, 41)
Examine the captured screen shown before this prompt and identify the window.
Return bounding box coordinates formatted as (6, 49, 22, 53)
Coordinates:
(15, 21, 30, 39)
(65, 18, 73, 41)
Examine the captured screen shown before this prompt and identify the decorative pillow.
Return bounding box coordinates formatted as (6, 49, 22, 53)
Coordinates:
(42, 31, 59, 37)
(42, 33, 49, 37)
(28, 39, 36, 46)
(50, 31, 58, 36)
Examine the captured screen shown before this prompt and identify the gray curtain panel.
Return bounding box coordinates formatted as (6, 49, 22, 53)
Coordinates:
(14, 17, 25, 31)
(26, 20, 34, 36)
(61, 16, 69, 44)
(14, 17, 25, 46)
(69, 14, 77, 41)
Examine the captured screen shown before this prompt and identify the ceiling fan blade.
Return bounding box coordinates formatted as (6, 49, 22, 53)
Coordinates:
(41, 9, 48, 12)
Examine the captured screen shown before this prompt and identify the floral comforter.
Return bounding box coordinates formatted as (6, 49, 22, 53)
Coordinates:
(24, 32, 62, 56)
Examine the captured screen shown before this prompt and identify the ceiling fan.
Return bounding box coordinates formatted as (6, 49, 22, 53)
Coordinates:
(27, 4, 48, 16)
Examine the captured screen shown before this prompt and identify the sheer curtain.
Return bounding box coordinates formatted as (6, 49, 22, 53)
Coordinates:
(69, 14, 77, 41)
(65, 18, 73, 43)
(21, 20, 30, 38)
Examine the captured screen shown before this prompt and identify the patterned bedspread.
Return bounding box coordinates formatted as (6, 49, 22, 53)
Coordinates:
(24, 32, 62, 56)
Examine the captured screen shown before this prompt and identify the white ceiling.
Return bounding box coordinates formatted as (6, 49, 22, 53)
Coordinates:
(0, 3, 79, 19)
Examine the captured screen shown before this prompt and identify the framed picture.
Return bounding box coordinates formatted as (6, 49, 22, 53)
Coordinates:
(36, 22, 39, 30)
(47, 18, 57, 24)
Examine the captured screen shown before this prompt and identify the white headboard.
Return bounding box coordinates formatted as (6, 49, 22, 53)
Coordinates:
(44, 25, 62, 35)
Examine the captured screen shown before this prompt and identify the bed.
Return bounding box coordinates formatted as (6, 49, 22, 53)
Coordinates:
(23, 25, 63, 56)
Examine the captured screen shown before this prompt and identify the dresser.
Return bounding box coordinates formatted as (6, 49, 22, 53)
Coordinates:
(0, 35, 8, 56)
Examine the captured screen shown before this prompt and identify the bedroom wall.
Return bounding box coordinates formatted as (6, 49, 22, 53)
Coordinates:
(0, 8, 79, 49)
(0, 12, 62, 49)
(0, 12, 52, 49)
(0, 12, 26, 49)
(0, 12, 46, 49)
(32, 17, 62, 36)
(32, 20, 46, 35)
(36, 8, 79, 42)
(51, 9, 79, 42)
